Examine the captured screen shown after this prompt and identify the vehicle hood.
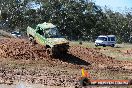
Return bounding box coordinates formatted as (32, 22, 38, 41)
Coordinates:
(95, 39, 103, 43)
(47, 38, 69, 45)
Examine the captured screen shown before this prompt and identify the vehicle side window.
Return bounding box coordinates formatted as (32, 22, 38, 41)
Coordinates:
(36, 27, 44, 36)
(108, 37, 110, 41)
(104, 38, 107, 41)
(111, 37, 115, 41)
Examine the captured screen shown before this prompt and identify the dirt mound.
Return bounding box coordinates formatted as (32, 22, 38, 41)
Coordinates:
(0, 38, 132, 87)
(69, 46, 132, 72)
(69, 46, 114, 65)
(0, 38, 47, 59)
(0, 38, 132, 71)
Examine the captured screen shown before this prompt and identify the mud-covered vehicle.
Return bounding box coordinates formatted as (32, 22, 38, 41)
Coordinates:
(27, 22, 69, 56)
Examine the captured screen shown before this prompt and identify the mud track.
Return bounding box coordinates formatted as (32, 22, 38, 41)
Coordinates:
(0, 38, 132, 87)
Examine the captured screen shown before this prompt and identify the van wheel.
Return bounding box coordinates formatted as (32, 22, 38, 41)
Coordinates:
(111, 44, 115, 47)
(103, 45, 106, 47)
(95, 45, 98, 47)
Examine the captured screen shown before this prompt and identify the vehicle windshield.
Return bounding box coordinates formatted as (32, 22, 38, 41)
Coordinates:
(11, 32, 21, 35)
(97, 37, 107, 41)
(45, 27, 61, 38)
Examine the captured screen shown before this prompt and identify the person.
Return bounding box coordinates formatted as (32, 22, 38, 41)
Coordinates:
(80, 68, 91, 86)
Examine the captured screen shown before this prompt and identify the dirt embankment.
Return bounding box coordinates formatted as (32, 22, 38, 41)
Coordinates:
(0, 38, 126, 68)
(0, 38, 47, 59)
(0, 38, 132, 72)
(0, 38, 132, 87)
(0, 38, 120, 64)
(69, 46, 132, 72)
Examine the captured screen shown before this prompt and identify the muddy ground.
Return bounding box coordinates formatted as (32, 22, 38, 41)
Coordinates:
(0, 38, 132, 88)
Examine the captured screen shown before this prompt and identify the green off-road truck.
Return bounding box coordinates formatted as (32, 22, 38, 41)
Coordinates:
(27, 22, 69, 56)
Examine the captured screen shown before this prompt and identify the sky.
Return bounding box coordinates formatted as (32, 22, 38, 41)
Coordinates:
(94, 0, 132, 12)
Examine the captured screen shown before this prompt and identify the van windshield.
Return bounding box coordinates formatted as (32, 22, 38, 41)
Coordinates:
(97, 37, 107, 41)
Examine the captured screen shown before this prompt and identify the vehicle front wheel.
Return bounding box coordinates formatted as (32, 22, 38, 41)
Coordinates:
(46, 48, 53, 57)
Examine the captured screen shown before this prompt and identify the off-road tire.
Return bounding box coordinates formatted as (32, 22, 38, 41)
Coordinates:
(29, 36, 36, 45)
(95, 45, 98, 47)
(46, 48, 54, 57)
(29, 36, 33, 42)
(62, 49, 68, 54)
(111, 44, 115, 47)
(103, 44, 106, 47)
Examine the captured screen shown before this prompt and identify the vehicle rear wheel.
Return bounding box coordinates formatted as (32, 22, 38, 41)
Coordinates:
(29, 36, 36, 45)
(103, 44, 106, 47)
(111, 44, 115, 47)
(29, 36, 33, 42)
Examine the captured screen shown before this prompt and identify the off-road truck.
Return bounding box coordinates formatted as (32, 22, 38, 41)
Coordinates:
(27, 22, 69, 56)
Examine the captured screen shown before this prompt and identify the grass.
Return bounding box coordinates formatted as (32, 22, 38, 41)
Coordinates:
(70, 41, 132, 61)
(70, 41, 95, 48)
(0, 30, 15, 38)
(100, 47, 132, 61)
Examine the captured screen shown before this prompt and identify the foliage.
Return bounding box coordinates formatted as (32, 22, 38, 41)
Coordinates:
(0, 0, 132, 43)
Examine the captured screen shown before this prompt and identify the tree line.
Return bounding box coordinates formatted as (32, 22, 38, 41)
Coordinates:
(0, 0, 132, 43)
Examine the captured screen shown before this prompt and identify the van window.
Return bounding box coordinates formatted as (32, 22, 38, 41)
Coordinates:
(108, 37, 110, 41)
(104, 38, 107, 41)
(111, 37, 115, 41)
(97, 37, 107, 41)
